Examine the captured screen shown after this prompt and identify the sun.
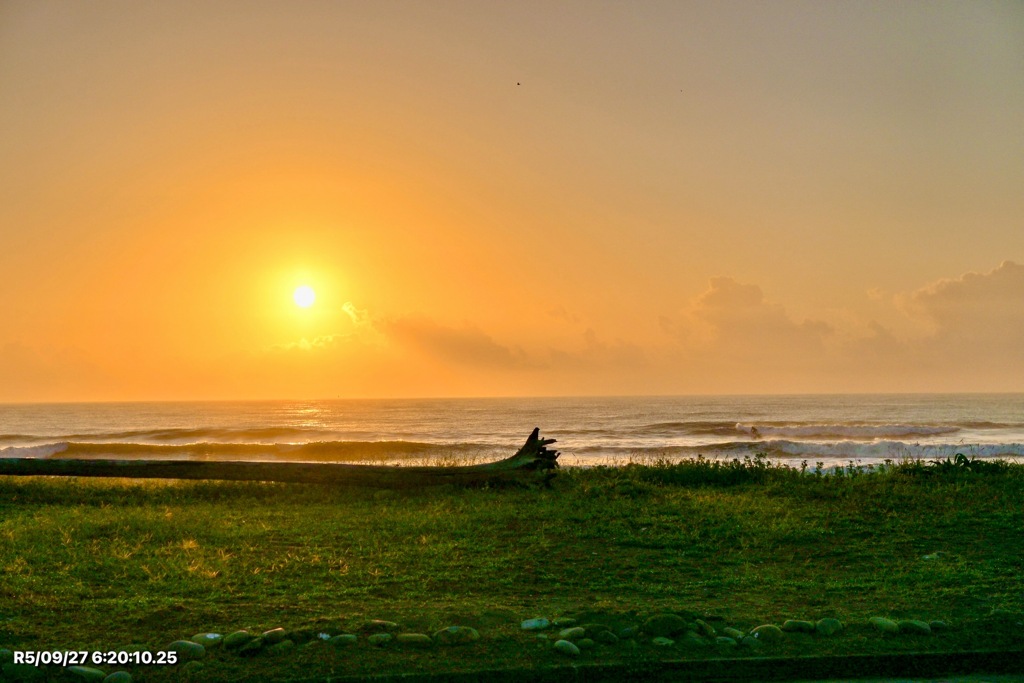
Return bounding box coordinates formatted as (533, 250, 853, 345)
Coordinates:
(293, 285, 316, 308)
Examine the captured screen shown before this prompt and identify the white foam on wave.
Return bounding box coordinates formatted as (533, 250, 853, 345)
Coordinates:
(0, 442, 70, 458)
(760, 439, 1024, 460)
(736, 423, 960, 440)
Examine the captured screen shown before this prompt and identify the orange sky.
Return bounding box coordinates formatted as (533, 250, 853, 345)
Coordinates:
(1, 1, 1023, 401)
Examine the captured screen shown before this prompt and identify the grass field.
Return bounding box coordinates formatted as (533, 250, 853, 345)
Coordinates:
(1, 457, 1023, 681)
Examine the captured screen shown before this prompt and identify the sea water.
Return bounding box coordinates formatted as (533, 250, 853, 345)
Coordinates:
(1, 394, 1022, 468)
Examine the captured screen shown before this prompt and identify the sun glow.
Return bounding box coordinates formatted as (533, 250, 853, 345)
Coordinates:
(293, 285, 316, 308)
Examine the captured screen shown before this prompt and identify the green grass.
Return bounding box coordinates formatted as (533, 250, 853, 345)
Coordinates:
(1, 458, 1023, 681)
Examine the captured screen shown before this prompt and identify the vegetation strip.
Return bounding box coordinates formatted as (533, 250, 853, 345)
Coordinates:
(275, 650, 1024, 683)
(2, 455, 1022, 682)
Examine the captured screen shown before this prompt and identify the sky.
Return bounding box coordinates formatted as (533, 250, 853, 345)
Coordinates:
(1, 0, 1023, 401)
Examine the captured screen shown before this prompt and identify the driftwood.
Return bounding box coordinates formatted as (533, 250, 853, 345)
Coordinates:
(0, 428, 559, 488)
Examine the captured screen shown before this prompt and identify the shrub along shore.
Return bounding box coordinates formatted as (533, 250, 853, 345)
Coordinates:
(1, 456, 1022, 682)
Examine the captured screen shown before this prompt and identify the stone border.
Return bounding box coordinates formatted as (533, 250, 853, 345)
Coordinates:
(276, 649, 1024, 683)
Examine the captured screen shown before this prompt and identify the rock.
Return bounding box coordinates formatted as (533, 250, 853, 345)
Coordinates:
(238, 637, 265, 655)
(368, 633, 392, 646)
(581, 623, 612, 636)
(782, 619, 815, 633)
(397, 633, 433, 648)
(722, 627, 744, 639)
(103, 673, 133, 683)
(224, 630, 254, 649)
(716, 636, 737, 647)
(617, 626, 639, 640)
(651, 637, 674, 647)
(360, 620, 399, 634)
(433, 626, 480, 645)
(552, 640, 580, 657)
(595, 630, 619, 645)
(740, 635, 761, 649)
(815, 618, 843, 636)
(0, 649, 13, 665)
(897, 619, 931, 635)
(929, 620, 949, 632)
(3, 663, 45, 681)
(576, 638, 595, 650)
(267, 639, 294, 655)
(66, 666, 107, 682)
(167, 640, 206, 661)
(552, 617, 577, 628)
(642, 613, 690, 637)
(261, 628, 288, 644)
(328, 634, 358, 647)
(694, 619, 716, 638)
(190, 633, 222, 649)
(558, 626, 586, 641)
(180, 661, 203, 676)
(521, 618, 550, 631)
(679, 633, 707, 648)
(869, 617, 899, 634)
(750, 624, 784, 643)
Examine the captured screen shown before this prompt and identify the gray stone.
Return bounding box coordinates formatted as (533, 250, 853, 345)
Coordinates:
(869, 617, 899, 634)
(576, 638, 595, 650)
(595, 630, 619, 645)
(751, 624, 784, 643)
(520, 618, 550, 631)
(558, 626, 586, 641)
(238, 637, 265, 655)
(0, 649, 13, 665)
(679, 633, 707, 648)
(694, 619, 716, 638)
(397, 633, 433, 648)
(167, 640, 206, 661)
(815, 618, 843, 636)
(897, 619, 931, 635)
(929, 620, 949, 632)
(642, 613, 690, 637)
(722, 627, 744, 639)
(103, 673, 133, 683)
(782, 619, 815, 633)
(551, 617, 577, 628)
(740, 635, 761, 648)
(66, 666, 107, 682)
(433, 626, 480, 645)
(181, 661, 204, 675)
(716, 636, 737, 647)
(267, 639, 295, 655)
(651, 636, 675, 647)
(190, 633, 222, 649)
(328, 634, 358, 647)
(361, 620, 399, 634)
(617, 626, 639, 640)
(261, 628, 288, 644)
(552, 639, 580, 657)
(224, 630, 254, 649)
(368, 633, 392, 646)
(581, 623, 612, 637)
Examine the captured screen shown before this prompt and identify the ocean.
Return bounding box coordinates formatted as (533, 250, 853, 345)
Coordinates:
(1, 394, 1022, 470)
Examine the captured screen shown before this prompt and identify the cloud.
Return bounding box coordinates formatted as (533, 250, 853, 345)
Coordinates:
(342, 301, 369, 325)
(908, 260, 1024, 343)
(666, 276, 832, 358)
(380, 316, 537, 369)
(267, 334, 350, 353)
